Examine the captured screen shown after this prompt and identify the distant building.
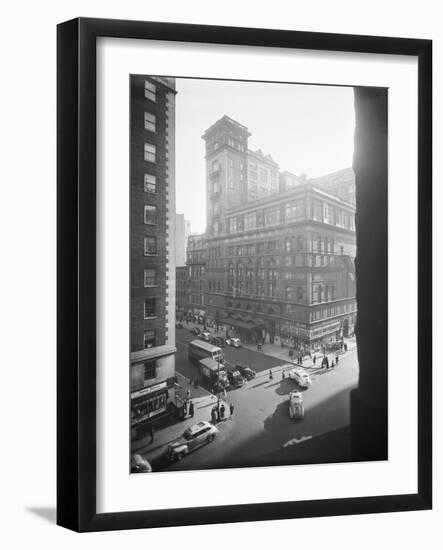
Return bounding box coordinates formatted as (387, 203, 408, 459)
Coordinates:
(130, 75, 177, 433)
(310, 168, 356, 206)
(279, 171, 307, 192)
(176, 266, 187, 314)
(201, 116, 356, 347)
(175, 213, 187, 267)
(247, 149, 279, 200)
(186, 233, 206, 316)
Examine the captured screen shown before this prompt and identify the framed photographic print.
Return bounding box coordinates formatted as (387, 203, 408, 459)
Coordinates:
(57, 18, 432, 532)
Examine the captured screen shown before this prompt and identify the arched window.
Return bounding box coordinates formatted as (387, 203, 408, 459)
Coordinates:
(266, 259, 277, 297)
(236, 262, 244, 294)
(228, 263, 235, 293)
(256, 258, 264, 296)
(245, 260, 254, 294)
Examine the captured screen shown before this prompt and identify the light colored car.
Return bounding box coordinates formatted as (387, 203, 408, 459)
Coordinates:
(131, 453, 152, 473)
(168, 421, 218, 461)
(226, 337, 241, 348)
(288, 367, 312, 388)
(288, 390, 304, 419)
(199, 331, 211, 342)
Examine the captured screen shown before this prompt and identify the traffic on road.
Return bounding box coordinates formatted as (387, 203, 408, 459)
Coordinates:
(131, 322, 359, 473)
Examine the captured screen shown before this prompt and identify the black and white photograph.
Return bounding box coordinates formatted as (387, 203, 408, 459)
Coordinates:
(129, 76, 381, 474)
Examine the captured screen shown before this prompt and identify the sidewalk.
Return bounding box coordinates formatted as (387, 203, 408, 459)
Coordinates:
(180, 318, 357, 368)
(242, 337, 357, 368)
(132, 393, 232, 468)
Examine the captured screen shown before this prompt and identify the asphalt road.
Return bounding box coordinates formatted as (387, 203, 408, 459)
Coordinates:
(164, 328, 359, 471)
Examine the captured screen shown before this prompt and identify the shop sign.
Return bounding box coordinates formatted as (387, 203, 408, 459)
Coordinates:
(131, 381, 167, 399)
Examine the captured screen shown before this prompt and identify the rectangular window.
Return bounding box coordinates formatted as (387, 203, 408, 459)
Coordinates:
(144, 268, 157, 287)
(265, 206, 281, 226)
(144, 298, 156, 319)
(285, 199, 305, 222)
(313, 199, 323, 222)
(144, 236, 157, 256)
(143, 330, 156, 349)
(144, 360, 157, 380)
(144, 205, 157, 225)
(144, 174, 156, 194)
(144, 111, 156, 132)
(229, 218, 238, 233)
(244, 212, 256, 230)
(144, 80, 156, 102)
(144, 143, 156, 163)
(260, 168, 268, 183)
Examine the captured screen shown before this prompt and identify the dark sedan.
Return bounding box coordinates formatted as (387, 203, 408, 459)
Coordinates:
(235, 363, 257, 380)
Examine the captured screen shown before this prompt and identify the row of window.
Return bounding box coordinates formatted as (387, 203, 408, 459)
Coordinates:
(227, 200, 354, 234)
(310, 302, 356, 322)
(141, 81, 159, 355)
(224, 239, 345, 258)
(208, 280, 222, 292)
(311, 284, 337, 303)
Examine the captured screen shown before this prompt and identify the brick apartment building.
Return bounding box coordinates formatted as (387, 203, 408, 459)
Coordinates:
(130, 76, 177, 433)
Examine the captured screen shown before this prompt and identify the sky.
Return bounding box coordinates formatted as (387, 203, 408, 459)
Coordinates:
(175, 78, 355, 234)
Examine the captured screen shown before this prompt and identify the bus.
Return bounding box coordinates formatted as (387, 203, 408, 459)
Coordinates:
(188, 339, 224, 364)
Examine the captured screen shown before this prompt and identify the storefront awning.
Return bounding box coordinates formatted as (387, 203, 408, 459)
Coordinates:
(222, 317, 265, 331)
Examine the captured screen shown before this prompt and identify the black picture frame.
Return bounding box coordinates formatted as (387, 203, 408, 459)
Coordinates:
(57, 17, 432, 532)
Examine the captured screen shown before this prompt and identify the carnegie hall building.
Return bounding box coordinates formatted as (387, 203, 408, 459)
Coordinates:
(202, 116, 357, 348)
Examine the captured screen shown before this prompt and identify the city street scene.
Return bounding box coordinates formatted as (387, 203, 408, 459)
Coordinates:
(130, 76, 360, 473)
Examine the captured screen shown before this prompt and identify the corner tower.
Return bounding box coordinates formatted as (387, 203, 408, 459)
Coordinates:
(202, 116, 250, 237)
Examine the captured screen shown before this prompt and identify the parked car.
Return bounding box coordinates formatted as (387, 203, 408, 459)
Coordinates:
(175, 321, 184, 329)
(227, 368, 245, 388)
(226, 337, 241, 348)
(215, 336, 226, 347)
(288, 367, 312, 389)
(288, 390, 304, 419)
(131, 453, 152, 473)
(168, 421, 219, 461)
(199, 331, 211, 342)
(191, 326, 200, 335)
(235, 363, 256, 380)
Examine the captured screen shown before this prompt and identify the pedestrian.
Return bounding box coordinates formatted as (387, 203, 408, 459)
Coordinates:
(325, 356, 329, 369)
(220, 403, 225, 419)
(186, 388, 191, 401)
(313, 354, 316, 365)
(188, 400, 194, 418)
(223, 387, 227, 399)
(211, 407, 217, 424)
(336, 354, 339, 365)
(229, 402, 234, 416)
(269, 369, 273, 380)
(282, 369, 285, 380)
(149, 424, 154, 444)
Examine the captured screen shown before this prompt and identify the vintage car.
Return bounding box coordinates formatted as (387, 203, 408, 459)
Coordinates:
(198, 331, 211, 342)
(288, 390, 304, 420)
(130, 453, 152, 473)
(226, 337, 241, 348)
(288, 367, 312, 389)
(235, 363, 257, 380)
(168, 421, 219, 461)
(227, 368, 245, 388)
